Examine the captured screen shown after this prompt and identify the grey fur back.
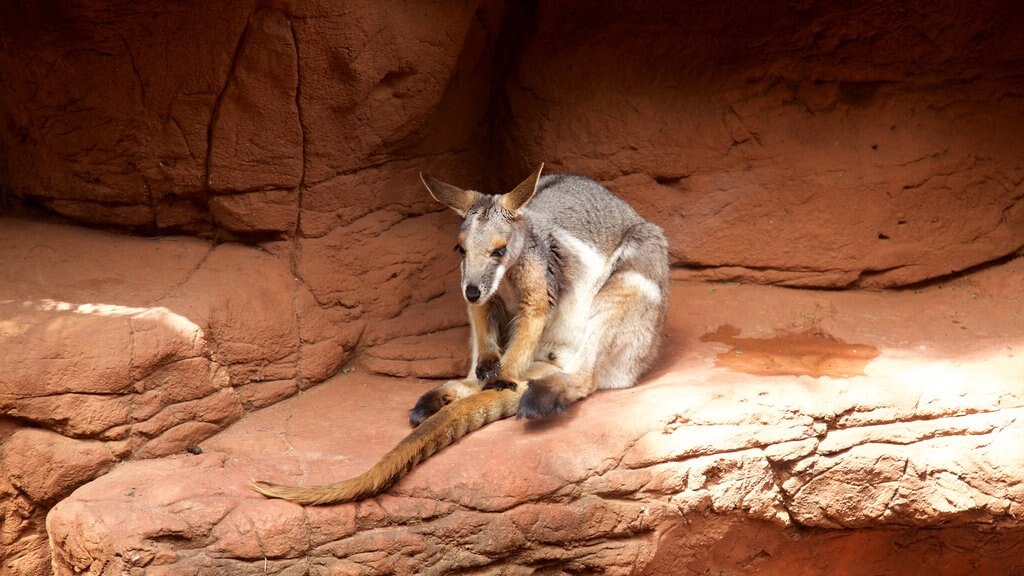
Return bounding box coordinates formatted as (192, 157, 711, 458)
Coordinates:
(525, 174, 646, 255)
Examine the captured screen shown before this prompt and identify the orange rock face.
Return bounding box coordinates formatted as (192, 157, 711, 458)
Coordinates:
(498, 2, 1024, 289)
(1, 1, 1021, 287)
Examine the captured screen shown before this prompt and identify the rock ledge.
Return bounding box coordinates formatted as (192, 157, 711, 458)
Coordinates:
(46, 259, 1024, 575)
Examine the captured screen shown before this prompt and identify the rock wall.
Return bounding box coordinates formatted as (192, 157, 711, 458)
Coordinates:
(0, 0, 1020, 294)
(498, 1, 1024, 288)
(0, 1, 496, 230)
(0, 0, 502, 374)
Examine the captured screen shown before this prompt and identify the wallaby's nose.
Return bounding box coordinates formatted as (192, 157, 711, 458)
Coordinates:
(465, 284, 481, 303)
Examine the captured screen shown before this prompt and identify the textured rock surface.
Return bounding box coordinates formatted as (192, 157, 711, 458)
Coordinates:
(46, 258, 1024, 575)
(0, 1, 1020, 304)
(0, 0, 499, 361)
(0, 1, 494, 229)
(0, 218, 347, 574)
(496, 1, 1024, 288)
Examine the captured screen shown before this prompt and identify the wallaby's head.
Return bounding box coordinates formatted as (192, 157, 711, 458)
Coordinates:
(421, 164, 544, 305)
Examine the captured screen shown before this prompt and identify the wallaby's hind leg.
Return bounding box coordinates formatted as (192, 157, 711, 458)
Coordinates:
(589, 271, 665, 391)
(592, 222, 669, 391)
(516, 276, 648, 419)
(517, 222, 668, 419)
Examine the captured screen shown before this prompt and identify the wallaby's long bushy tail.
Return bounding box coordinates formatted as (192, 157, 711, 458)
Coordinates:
(251, 385, 525, 505)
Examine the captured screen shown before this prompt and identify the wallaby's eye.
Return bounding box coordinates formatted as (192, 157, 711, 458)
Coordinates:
(454, 244, 466, 257)
(491, 246, 507, 258)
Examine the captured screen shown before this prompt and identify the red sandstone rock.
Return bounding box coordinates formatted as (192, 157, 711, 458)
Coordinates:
(360, 327, 469, 379)
(208, 10, 303, 194)
(2, 0, 1020, 290)
(498, 1, 1024, 288)
(208, 190, 298, 234)
(3, 429, 116, 506)
(0, 218, 347, 573)
(45, 259, 1024, 574)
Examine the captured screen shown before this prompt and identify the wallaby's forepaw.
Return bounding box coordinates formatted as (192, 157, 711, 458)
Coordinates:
(516, 380, 570, 419)
(482, 379, 518, 392)
(410, 388, 455, 427)
(475, 354, 501, 382)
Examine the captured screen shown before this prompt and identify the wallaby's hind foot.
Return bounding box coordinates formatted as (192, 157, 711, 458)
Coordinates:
(517, 380, 570, 419)
(410, 391, 449, 427)
(516, 372, 591, 419)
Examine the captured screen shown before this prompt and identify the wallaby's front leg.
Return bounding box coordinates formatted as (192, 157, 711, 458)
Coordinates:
(489, 260, 550, 387)
(469, 301, 501, 382)
(410, 300, 502, 426)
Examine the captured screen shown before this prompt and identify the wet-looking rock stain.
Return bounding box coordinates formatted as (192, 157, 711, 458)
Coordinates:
(700, 325, 880, 378)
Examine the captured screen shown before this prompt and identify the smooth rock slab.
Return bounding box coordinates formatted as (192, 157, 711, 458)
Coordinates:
(47, 259, 1024, 575)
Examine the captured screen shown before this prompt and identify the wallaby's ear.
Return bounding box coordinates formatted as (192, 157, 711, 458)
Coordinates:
(499, 163, 544, 213)
(421, 173, 481, 217)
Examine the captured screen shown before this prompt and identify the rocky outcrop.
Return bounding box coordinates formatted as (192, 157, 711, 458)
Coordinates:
(0, 219, 348, 574)
(45, 259, 1024, 574)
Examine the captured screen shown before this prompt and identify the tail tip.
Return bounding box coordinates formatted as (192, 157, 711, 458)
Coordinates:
(250, 480, 283, 499)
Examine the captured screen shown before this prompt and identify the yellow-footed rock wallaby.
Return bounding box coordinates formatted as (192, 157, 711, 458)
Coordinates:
(252, 164, 669, 505)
